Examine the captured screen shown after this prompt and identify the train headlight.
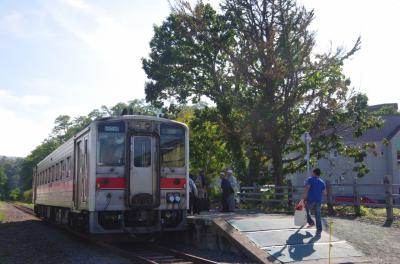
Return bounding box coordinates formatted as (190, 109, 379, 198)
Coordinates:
(167, 193, 175, 203)
(174, 193, 181, 203)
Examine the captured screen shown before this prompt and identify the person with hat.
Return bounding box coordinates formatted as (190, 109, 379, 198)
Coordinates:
(219, 172, 229, 212)
(226, 169, 238, 210)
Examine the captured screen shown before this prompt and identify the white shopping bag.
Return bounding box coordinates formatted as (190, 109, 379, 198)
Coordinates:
(294, 208, 307, 226)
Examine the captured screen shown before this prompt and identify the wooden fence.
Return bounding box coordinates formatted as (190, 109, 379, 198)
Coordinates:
(239, 176, 400, 221)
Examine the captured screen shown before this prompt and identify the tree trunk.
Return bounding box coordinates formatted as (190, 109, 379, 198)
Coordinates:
(247, 147, 261, 185)
(219, 106, 247, 179)
(227, 134, 246, 178)
(271, 148, 284, 201)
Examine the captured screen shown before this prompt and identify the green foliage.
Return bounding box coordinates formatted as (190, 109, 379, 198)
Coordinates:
(0, 157, 24, 199)
(143, 0, 380, 185)
(9, 187, 20, 201)
(0, 166, 8, 200)
(23, 189, 32, 202)
(175, 105, 233, 177)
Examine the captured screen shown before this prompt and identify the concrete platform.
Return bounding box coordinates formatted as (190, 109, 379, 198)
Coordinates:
(187, 210, 370, 263)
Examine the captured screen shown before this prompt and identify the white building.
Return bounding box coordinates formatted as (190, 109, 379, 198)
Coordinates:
(290, 111, 400, 202)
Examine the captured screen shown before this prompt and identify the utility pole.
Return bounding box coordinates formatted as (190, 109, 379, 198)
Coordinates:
(301, 132, 312, 180)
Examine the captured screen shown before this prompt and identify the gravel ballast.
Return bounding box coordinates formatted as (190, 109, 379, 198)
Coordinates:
(0, 202, 131, 264)
(323, 216, 400, 264)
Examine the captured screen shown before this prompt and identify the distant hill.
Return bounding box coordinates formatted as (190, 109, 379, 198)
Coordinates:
(0, 155, 24, 160)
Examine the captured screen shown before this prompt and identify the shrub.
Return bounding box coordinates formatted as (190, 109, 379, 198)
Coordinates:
(9, 188, 20, 201)
(23, 189, 32, 202)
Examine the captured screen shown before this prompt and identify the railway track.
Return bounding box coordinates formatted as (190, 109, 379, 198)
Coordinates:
(9, 203, 219, 264)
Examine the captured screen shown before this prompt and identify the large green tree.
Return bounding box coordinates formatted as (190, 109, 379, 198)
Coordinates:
(173, 105, 233, 177)
(143, 0, 379, 186)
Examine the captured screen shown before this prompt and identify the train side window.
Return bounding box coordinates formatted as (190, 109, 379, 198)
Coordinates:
(66, 157, 71, 178)
(56, 163, 59, 181)
(60, 160, 64, 180)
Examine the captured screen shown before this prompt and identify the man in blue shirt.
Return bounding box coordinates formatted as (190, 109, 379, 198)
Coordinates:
(301, 168, 325, 234)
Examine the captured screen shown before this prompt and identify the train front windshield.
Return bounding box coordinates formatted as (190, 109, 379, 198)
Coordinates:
(97, 122, 125, 166)
(160, 124, 185, 168)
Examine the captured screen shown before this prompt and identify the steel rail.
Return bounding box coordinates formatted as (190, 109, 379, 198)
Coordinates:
(147, 243, 218, 264)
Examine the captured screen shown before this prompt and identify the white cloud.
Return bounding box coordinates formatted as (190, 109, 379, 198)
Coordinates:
(0, 105, 53, 157)
(0, 11, 26, 37)
(0, 89, 50, 110)
(41, 0, 149, 102)
(60, 0, 91, 10)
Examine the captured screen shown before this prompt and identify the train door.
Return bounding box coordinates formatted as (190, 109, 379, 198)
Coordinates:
(74, 134, 89, 209)
(129, 134, 160, 208)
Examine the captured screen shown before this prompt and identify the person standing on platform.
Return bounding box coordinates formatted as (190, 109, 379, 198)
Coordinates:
(221, 171, 235, 212)
(197, 170, 208, 192)
(188, 174, 199, 215)
(226, 169, 238, 209)
(197, 170, 210, 211)
(301, 168, 325, 235)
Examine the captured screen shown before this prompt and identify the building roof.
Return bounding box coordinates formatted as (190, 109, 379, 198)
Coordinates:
(368, 103, 398, 112)
(342, 115, 400, 143)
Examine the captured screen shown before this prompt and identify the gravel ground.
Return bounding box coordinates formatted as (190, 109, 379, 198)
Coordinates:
(322, 216, 400, 264)
(0, 202, 131, 264)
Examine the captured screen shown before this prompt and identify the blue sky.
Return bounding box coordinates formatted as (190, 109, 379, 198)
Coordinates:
(0, 0, 399, 157)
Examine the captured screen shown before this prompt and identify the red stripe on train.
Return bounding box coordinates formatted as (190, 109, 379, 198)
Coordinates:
(160, 178, 186, 189)
(96, 177, 126, 189)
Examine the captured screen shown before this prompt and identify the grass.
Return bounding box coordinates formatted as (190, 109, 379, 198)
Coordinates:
(360, 207, 400, 225)
(321, 205, 400, 226)
(14, 201, 34, 209)
(0, 201, 5, 223)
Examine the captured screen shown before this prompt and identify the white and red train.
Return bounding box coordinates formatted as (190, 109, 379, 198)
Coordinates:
(32, 115, 189, 234)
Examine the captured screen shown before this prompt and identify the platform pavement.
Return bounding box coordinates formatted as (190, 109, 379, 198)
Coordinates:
(187, 210, 371, 263)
